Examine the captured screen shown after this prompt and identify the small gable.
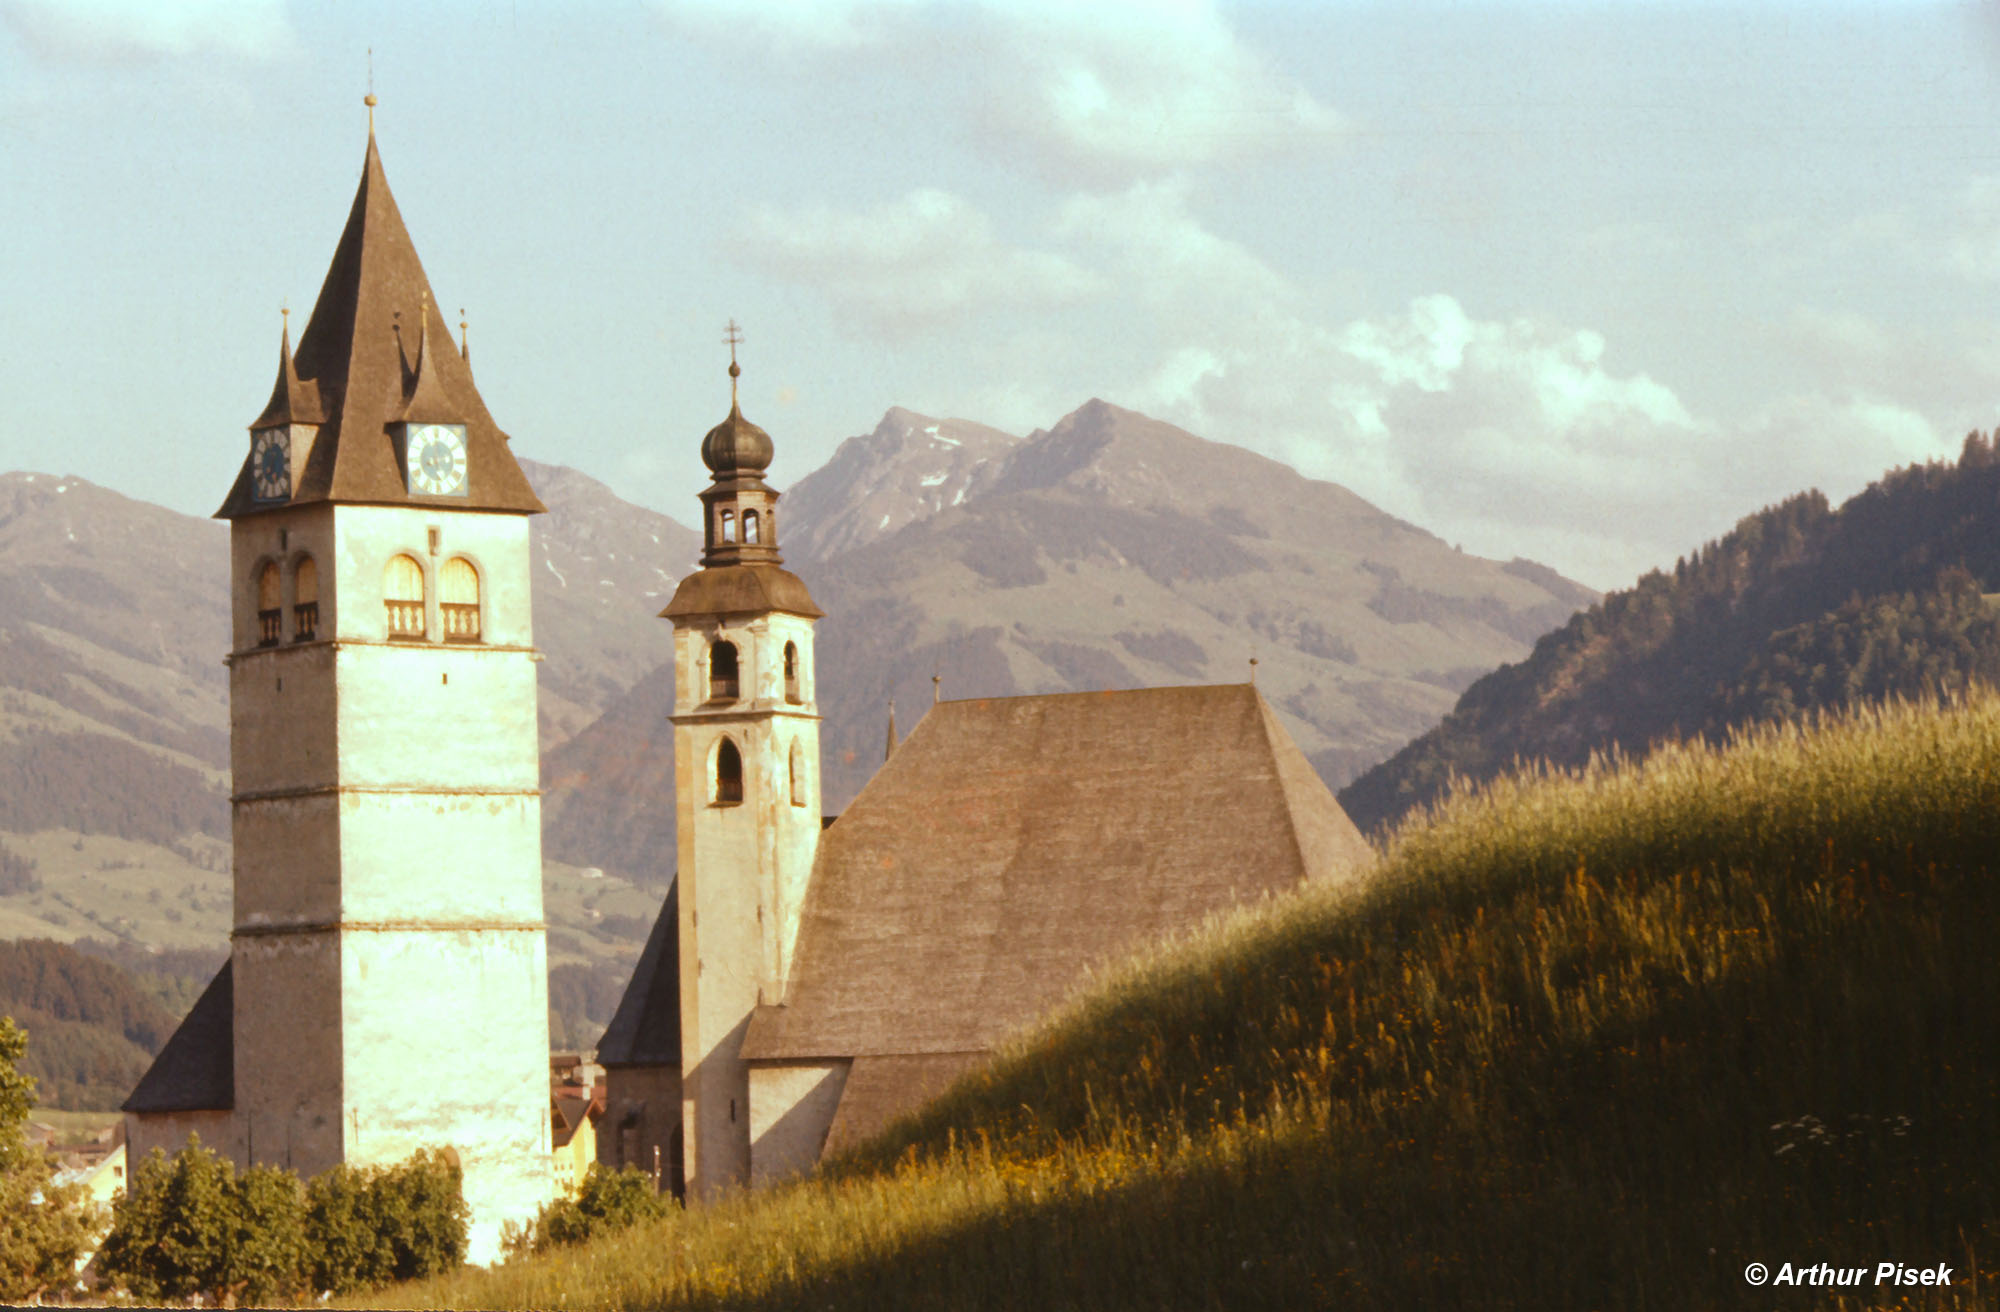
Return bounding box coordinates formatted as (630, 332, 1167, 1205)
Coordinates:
(597, 883, 681, 1068)
(124, 961, 234, 1114)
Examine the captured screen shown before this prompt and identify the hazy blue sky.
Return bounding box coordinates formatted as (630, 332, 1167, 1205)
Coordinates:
(5, 0, 2000, 589)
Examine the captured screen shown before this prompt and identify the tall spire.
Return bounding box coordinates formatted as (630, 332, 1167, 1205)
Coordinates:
(218, 120, 543, 518)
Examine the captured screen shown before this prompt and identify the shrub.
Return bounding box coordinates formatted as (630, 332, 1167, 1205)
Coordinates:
(96, 1136, 308, 1304)
(306, 1149, 469, 1294)
(100, 1140, 467, 1301)
(503, 1164, 670, 1257)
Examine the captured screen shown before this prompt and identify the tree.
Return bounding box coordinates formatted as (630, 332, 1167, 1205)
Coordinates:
(504, 1163, 671, 1257)
(0, 1016, 103, 1302)
(102, 1139, 464, 1301)
(305, 1148, 468, 1295)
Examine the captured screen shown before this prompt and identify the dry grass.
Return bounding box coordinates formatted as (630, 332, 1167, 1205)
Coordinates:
(365, 692, 2000, 1310)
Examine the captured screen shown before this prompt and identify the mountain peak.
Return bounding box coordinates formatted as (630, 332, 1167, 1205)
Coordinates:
(781, 408, 1020, 560)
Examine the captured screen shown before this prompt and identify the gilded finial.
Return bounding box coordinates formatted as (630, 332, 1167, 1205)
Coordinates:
(459, 308, 469, 364)
(365, 48, 376, 136)
(723, 319, 743, 408)
(932, 671, 941, 704)
(1249, 653, 1259, 686)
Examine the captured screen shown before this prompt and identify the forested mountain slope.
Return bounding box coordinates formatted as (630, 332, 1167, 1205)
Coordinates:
(1341, 432, 2000, 831)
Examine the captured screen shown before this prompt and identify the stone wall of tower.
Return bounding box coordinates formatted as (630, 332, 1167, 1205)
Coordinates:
(226, 504, 551, 1263)
(673, 607, 822, 1201)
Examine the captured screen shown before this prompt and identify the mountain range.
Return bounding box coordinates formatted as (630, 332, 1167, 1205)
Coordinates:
(0, 399, 1596, 1041)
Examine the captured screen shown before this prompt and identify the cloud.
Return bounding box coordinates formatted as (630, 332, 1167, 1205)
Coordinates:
(733, 189, 1106, 338)
(1058, 179, 1295, 312)
(1094, 284, 1956, 590)
(969, 1, 1343, 180)
(0, 0, 295, 64)
(655, 0, 1341, 181)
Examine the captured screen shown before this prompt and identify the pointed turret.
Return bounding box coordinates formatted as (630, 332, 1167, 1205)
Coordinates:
(249, 315, 324, 429)
(217, 130, 543, 518)
(399, 293, 457, 424)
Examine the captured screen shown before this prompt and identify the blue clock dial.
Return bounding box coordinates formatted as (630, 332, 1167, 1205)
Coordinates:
(252, 429, 289, 501)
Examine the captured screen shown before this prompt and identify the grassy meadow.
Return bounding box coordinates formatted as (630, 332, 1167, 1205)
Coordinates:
(366, 692, 2000, 1310)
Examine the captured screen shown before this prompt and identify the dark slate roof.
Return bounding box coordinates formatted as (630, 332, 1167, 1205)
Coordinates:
(660, 563, 823, 621)
(123, 962, 233, 1113)
(217, 133, 544, 519)
(820, 1052, 983, 1158)
(741, 683, 1374, 1062)
(597, 883, 681, 1068)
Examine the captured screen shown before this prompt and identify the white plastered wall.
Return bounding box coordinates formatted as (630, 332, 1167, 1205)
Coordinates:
(747, 1061, 848, 1186)
(672, 605, 822, 1202)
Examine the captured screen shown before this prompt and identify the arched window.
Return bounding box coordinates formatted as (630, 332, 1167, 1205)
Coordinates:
(788, 739, 805, 807)
(742, 510, 760, 543)
(709, 640, 739, 701)
(713, 737, 743, 805)
(292, 556, 318, 641)
(385, 554, 426, 639)
(441, 557, 481, 642)
(783, 641, 801, 704)
(719, 509, 735, 543)
(256, 562, 281, 646)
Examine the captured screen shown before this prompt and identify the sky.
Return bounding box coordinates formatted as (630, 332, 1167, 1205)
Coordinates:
(6, 0, 2000, 591)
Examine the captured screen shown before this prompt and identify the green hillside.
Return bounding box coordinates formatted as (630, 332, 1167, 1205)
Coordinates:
(367, 690, 2000, 1310)
(1341, 433, 2000, 832)
(0, 937, 186, 1109)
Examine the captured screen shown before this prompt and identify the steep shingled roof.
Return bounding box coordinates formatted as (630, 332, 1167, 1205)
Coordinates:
(123, 962, 233, 1114)
(217, 133, 544, 519)
(596, 883, 681, 1068)
(741, 683, 1374, 1064)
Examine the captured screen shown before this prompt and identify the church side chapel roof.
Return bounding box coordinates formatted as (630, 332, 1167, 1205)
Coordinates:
(596, 882, 681, 1067)
(740, 683, 1374, 1063)
(216, 132, 545, 519)
(123, 961, 233, 1114)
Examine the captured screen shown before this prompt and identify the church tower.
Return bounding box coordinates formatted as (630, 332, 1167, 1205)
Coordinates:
(661, 336, 824, 1200)
(128, 109, 553, 1264)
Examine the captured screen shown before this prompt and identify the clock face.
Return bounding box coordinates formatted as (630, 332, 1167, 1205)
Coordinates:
(407, 424, 468, 496)
(252, 428, 289, 501)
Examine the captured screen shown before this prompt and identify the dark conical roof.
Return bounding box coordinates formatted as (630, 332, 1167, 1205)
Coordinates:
(217, 132, 544, 518)
(700, 402, 774, 477)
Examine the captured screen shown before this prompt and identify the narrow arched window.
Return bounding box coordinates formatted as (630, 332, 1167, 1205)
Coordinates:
(385, 554, 426, 639)
(256, 562, 281, 647)
(709, 640, 739, 701)
(788, 739, 805, 807)
(441, 557, 481, 643)
(720, 509, 735, 543)
(714, 737, 743, 805)
(743, 510, 760, 543)
(292, 556, 318, 641)
(783, 641, 801, 704)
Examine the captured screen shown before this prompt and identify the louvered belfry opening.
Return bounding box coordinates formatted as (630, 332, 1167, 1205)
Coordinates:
(783, 641, 801, 704)
(710, 639, 740, 702)
(441, 557, 481, 642)
(293, 556, 318, 641)
(385, 553, 426, 639)
(257, 562, 282, 646)
(714, 737, 744, 805)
